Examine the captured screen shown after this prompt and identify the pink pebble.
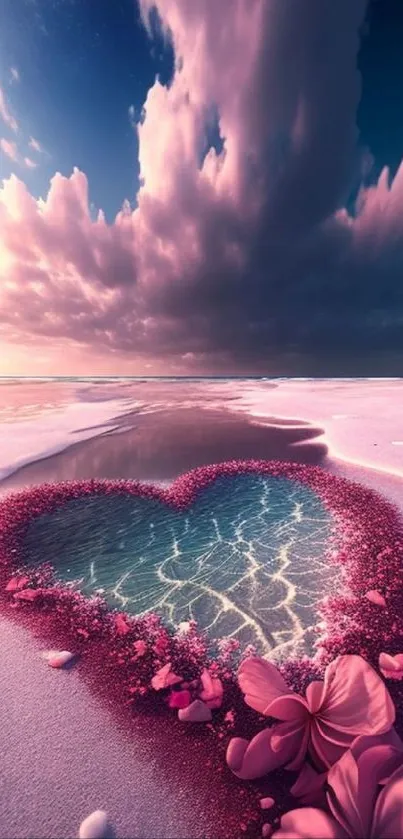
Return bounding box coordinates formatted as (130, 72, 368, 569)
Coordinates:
(260, 797, 275, 810)
(262, 825, 273, 838)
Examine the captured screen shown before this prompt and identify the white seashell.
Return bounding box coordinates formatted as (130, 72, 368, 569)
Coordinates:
(178, 699, 212, 722)
(78, 810, 109, 838)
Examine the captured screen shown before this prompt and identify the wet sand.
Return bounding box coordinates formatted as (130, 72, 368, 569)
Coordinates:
(0, 406, 327, 491)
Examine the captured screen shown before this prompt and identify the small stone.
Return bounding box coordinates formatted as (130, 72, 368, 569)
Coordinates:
(262, 825, 273, 838)
(43, 650, 75, 669)
(178, 699, 212, 722)
(78, 810, 110, 838)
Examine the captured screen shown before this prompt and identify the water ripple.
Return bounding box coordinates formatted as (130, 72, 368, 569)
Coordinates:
(22, 475, 337, 657)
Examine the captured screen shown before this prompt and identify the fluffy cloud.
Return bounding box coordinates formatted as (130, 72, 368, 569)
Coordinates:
(1, 0, 402, 373)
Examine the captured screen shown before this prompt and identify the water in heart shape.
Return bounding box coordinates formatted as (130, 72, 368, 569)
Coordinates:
(21, 474, 337, 657)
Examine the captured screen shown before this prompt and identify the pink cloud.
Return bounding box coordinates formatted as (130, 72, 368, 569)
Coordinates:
(0, 0, 402, 373)
(0, 87, 18, 133)
(1, 138, 18, 162)
(23, 157, 38, 169)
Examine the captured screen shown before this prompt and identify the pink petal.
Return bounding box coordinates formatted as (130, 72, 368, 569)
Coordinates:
(372, 763, 403, 838)
(199, 669, 224, 709)
(350, 729, 403, 763)
(151, 663, 182, 690)
(314, 656, 395, 767)
(379, 653, 403, 681)
(271, 718, 310, 772)
(265, 694, 308, 722)
(326, 747, 369, 838)
(365, 590, 386, 607)
(178, 699, 212, 722)
(238, 657, 291, 715)
(226, 728, 284, 780)
(13, 588, 43, 601)
(5, 575, 30, 592)
(290, 763, 328, 807)
(272, 808, 348, 839)
(306, 681, 326, 714)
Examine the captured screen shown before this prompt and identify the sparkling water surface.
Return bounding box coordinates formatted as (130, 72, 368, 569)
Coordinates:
(22, 475, 336, 657)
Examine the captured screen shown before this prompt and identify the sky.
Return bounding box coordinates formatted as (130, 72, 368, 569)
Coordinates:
(0, 0, 403, 376)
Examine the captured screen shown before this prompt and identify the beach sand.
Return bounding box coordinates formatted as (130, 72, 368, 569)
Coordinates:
(0, 612, 257, 839)
(1, 378, 402, 838)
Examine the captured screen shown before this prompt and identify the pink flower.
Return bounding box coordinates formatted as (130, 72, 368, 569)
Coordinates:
(226, 655, 395, 780)
(379, 653, 403, 681)
(133, 639, 147, 657)
(272, 731, 403, 838)
(199, 668, 224, 709)
(151, 662, 182, 691)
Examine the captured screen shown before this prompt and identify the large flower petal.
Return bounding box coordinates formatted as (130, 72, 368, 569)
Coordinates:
(290, 763, 328, 807)
(272, 808, 349, 839)
(350, 729, 403, 764)
(238, 657, 291, 715)
(306, 680, 325, 714)
(265, 693, 309, 722)
(319, 656, 395, 738)
(226, 718, 306, 780)
(371, 763, 403, 838)
(226, 728, 284, 780)
(271, 719, 310, 772)
(310, 717, 358, 769)
(326, 748, 370, 838)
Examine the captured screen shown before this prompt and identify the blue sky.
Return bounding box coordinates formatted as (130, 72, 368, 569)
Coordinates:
(0, 0, 174, 220)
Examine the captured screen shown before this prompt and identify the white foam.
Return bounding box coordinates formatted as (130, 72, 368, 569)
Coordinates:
(0, 395, 140, 482)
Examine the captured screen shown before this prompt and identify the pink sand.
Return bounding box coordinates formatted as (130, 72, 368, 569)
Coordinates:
(0, 614, 228, 839)
(226, 378, 403, 478)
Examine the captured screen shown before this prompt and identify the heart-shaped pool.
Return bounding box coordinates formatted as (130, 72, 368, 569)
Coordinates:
(19, 473, 336, 657)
